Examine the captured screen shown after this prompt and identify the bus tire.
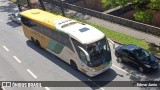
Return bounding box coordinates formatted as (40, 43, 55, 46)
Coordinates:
(31, 37, 35, 43)
(70, 60, 78, 70)
(35, 40, 41, 48)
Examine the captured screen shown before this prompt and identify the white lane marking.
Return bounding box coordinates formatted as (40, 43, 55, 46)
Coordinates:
(44, 87, 50, 90)
(1, 87, 6, 90)
(112, 64, 128, 73)
(27, 69, 37, 79)
(100, 88, 105, 90)
(2, 46, 10, 51)
(13, 56, 22, 63)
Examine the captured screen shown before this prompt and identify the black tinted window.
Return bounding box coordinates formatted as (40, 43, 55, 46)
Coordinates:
(21, 16, 31, 26)
(133, 49, 149, 60)
(57, 31, 74, 52)
(121, 50, 129, 57)
(121, 50, 136, 60)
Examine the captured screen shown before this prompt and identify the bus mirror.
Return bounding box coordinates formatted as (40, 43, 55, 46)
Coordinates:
(78, 46, 90, 61)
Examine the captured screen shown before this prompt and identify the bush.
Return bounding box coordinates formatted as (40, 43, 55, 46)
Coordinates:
(133, 11, 154, 22)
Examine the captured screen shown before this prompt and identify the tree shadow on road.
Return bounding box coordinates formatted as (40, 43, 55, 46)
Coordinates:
(0, 1, 21, 28)
(0, 2, 17, 13)
(6, 19, 21, 28)
(26, 40, 120, 89)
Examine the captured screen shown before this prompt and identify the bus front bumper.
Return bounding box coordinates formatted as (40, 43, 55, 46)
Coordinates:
(87, 61, 112, 77)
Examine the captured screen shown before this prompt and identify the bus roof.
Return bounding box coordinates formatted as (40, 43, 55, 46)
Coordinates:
(20, 9, 65, 29)
(55, 20, 105, 44)
(20, 9, 105, 44)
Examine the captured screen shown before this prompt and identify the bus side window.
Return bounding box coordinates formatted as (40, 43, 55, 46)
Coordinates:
(50, 30, 60, 42)
(71, 38, 83, 54)
(58, 31, 74, 52)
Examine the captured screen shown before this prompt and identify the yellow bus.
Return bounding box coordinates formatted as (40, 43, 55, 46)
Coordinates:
(20, 9, 112, 77)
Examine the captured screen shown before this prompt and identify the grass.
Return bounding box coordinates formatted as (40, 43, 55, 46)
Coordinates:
(10, 0, 17, 2)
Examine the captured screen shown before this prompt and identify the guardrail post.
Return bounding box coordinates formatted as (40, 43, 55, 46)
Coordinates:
(60, 0, 65, 16)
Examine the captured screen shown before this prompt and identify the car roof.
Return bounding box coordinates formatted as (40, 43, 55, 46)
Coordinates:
(123, 44, 141, 51)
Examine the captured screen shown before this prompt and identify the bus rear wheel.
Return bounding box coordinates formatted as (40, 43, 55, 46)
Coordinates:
(70, 60, 78, 70)
(35, 40, 42, 48)
(31, 37, 34, 42)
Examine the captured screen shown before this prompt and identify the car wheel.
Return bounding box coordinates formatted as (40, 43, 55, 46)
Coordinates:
(139, 67, 144, 72)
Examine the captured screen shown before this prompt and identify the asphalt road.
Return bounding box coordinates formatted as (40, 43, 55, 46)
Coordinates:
(0, 0, 160, 90)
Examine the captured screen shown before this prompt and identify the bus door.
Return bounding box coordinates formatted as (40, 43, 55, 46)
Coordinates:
(78, 46, 90, 74)
(70, 38, 89, 73)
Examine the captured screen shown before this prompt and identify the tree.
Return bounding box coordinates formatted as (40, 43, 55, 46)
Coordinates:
(101, 0, 128, 8)
(26, 0, 32, 8)
(133, 11, 154, 22)
(38, 0, 46, 10)
(101, 0, 160, 22)
(16, 0, 31, 11)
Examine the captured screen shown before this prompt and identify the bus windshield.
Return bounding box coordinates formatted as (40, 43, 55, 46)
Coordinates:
(84, 37, 111, 67)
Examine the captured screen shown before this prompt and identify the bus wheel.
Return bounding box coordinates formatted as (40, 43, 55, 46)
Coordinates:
(35, 40, 41, 48)
(31, 37, 35, 43)
(70, 60, 78, 70)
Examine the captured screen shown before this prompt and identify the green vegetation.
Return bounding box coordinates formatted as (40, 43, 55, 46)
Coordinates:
(101, 0, 160, 10)
(101, 0, 160, 22)
(134, 11, 154, 22)
(10, 0, 17, 2)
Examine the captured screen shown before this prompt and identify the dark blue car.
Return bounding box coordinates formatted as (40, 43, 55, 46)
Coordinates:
(115, 44, 159, 72)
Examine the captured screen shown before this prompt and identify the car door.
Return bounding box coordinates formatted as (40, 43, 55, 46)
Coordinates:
(120, 49, 130, 62)
(127, 52, 139, 66)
